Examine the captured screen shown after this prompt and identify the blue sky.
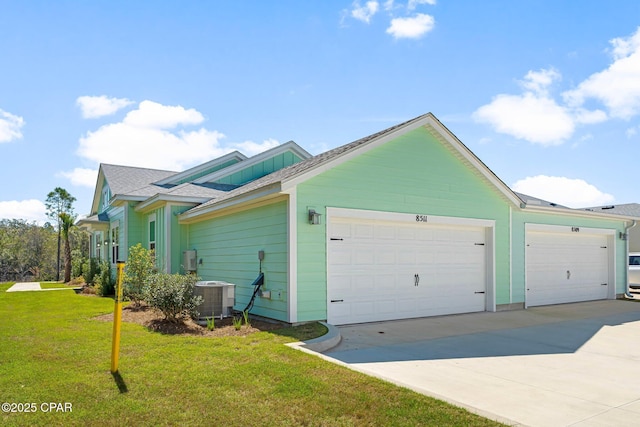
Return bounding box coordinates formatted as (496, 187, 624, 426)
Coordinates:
(2, 1, 640, 223)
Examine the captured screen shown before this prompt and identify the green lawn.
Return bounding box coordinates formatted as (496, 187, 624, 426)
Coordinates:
(0, 282, 503, 426)
(39, 282, 77, 289)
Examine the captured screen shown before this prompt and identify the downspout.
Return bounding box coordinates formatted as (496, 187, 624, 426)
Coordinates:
(625, 220, 637, 298)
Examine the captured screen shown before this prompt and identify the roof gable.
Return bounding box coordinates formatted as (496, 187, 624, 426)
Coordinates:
(180, 113, 523, 221)
(91, 164, 177, 215)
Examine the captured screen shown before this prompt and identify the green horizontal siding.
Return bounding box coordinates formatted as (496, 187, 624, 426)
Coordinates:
(188, 201, 288, 321)
(296, 126, 512, 322)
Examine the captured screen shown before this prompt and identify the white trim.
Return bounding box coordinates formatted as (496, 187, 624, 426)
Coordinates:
(123, 204, 129, 262)
(286, 190, 298, 323)
(134, 195, 205, 213)
(523, 204, 639, 221)
(487, 225, 497, 312)
(509, 206, 513, 304)
(524, 223, 617, 308)
(165, 205, 172, 273)
(525, 223, 617, 236)
(179, 183, 282, 223)
(326, 207, 496, 228)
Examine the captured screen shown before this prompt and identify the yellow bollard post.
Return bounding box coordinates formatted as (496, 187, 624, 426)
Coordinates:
(110, 261, 125, 373)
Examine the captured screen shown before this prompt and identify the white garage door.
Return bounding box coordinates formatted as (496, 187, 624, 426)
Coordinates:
(526, 230, 610, 307)
(327, 215, 488, 325)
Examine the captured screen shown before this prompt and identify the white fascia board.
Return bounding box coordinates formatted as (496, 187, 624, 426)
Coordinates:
(178, 183, 283, 223)
(89, 169, 106, 215)
(193, 141, 311, 184)
(134, 194, 207, 213)
(154, 151, 248, 186)
(522, 204, 639, 222)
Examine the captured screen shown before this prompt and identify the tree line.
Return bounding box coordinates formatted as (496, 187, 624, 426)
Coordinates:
(0, 187, 89, 283)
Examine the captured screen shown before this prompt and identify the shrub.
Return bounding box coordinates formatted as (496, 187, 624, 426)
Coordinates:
(94, 260, 114, 296)
(82, 258, 99, 285)
(123, 244, 155, 307)
(143, 273, 202, 323)
(71, 249, 85, 279)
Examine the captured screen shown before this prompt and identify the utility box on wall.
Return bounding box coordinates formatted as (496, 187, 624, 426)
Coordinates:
(183, 250, 197, 272)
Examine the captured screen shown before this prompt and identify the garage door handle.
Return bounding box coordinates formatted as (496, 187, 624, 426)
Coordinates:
(475, 291, 485, 294)
(330, 299, 344, 303)
(601, 283, 608, 286)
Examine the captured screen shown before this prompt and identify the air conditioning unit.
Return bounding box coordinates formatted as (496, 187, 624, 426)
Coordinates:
(183, 250, 197, 272)
(194, 281, 235, 319)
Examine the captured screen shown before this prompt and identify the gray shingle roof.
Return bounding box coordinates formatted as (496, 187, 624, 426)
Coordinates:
(515, 192, 568, 209)
(583, 203, 640, 217)
(102, 164, 177, 196)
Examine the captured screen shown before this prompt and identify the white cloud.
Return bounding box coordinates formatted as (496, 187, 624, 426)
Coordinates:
(473, 92, 574, 145)
(0, 109, 25, 143)
(512, 175, 614, 208)
(123, 100, 203, 129)
(76, 95, 134, 119)
(473, 68, 606, 145)
(351, 1, 379, 23)
(72, 100, 283, 173)
(407, 0, 436, 10)
(520, 68, 560, 95)
(233, 138, 281, 157)
(386, 13, 435, 39)
(626, 127, 638, 138)
(57, 168, 98, 188)
(562, 27, 640, 120)
(0, 199, 47, 224)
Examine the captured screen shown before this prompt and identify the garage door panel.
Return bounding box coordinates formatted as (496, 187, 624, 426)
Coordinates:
(328, 216, 488, 325)
(526, 230, 610, 307)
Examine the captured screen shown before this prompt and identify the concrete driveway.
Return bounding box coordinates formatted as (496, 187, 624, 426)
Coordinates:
(322, 300, 640, 427)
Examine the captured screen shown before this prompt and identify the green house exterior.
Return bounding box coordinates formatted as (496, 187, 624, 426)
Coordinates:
(79, 113, 638, 325)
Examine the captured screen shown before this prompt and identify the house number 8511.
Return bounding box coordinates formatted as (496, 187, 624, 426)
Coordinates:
(416, 215, 428, 222)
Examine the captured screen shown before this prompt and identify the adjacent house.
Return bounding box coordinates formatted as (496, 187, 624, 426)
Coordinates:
(79, 113, 639, 325)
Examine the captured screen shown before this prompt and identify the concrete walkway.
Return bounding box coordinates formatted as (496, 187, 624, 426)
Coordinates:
(6, 282, 79, 292)
(318, 300, 640, 427)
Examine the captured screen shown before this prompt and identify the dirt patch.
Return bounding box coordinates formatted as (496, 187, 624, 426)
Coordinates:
(94, 304, 284, 337)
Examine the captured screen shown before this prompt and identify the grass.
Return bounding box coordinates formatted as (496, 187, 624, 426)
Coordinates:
(39, 282, 77, 289)
(0, 282, 504, 427)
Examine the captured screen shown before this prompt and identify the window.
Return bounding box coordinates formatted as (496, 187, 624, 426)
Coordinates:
(95, 232, 103, 260)
(101, 186, 111, 211)
(111, 226, 120, 263)
(149, 219, 156, 252)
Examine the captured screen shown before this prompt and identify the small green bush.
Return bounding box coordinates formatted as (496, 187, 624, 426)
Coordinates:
(94, 260, 114, 296)
(71, 249, 85, 279)
(123, 244, 155, 307)
(82, 257, 99, 285)
(143, 273, 202, 323)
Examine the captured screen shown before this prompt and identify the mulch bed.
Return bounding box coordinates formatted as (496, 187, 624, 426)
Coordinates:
(93, 304, 284, 337)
